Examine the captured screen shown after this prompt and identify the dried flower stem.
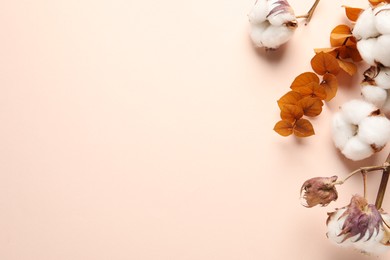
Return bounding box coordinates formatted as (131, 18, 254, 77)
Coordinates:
(362, 171, 368, 200)
(375, 153, 390, 210)
(335, 165, 388, 185)
(296, 0, 321, 25)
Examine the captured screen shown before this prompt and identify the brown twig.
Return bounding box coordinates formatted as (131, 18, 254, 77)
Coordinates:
(375, 153, 390, 210)
(296, 0, 321, 25)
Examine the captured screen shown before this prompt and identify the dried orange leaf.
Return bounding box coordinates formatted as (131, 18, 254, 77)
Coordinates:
(294, 119, 315, 137)
(274, 120, 293, 136)
(311, 52, 340, 75)
(277, 91, 302, 110)
(290, 72, 319, 89)
(298, 97, 323, 117)
(369, 0, 386, 6)
(337, 59, 357, 76)
(280, 104, 304, 123)
(312, 83, 327, 100)
(343, 6, 364, 22)
(321, 73, 338, 101)
(292, 82, 327, 100)
(314, 47, 338, 54)
(330, 25, 352, 47)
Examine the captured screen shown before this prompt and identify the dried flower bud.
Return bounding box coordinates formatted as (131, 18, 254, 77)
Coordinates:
(327, 195, 390, 255)
(300, 176, 338, 207)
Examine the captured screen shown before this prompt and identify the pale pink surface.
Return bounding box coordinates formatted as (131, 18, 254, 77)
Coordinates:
(0, 0, 389, 259)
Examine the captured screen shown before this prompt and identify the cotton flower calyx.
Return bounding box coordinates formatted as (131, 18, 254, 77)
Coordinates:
(300, 176, 338, 207)
(249, 0, 297, 50)
(326, 195, 390, 255)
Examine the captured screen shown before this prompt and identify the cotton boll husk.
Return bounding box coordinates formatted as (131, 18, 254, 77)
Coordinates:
(353, 7, 380, 40)
(250, 22, 269, 47)
(260, 24, 294, 49)
(374, 4, 390, 34)
(340, 99, 378, 125)
(361, 85, 387, 108)
(382, 90, 390, 115)
(357, 38, 378, 66)
(267, 12, 296, 26)
(248, 0, 269, 24)
(358, 115, 390, 148)
(332, 112, 356, 149)
(328, 209, 390, 255)
(375, 67, 390, 89)
(373, 35, 390, 67)
(342, 136, 374, 160)
(351, 226, 389, 255)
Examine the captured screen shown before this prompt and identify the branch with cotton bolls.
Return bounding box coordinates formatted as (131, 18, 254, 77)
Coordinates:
(300, 154, 390, 255)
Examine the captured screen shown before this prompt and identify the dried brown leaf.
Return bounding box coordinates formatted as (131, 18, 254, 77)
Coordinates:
(277, 91, 302, 110)
(294, 119, 315, 137)
(314, 47, 338, 54)
(343, 6, 364, 22)
(298, 97, 323, 117)
(274, 120, 293, 136)
(311, 52, 340, 75)
(292, 82, 327, 100)
(337, 59, 357, 76)
(369, 0, 387, 6)
(321, 73, 338, 101)
(290, 72, 319, 89)
(330, 25, 352, 47)
(280, 104, 304, 123)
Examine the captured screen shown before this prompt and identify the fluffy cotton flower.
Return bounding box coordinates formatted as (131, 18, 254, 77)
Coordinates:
(353, 7, 379, 40)
(374, 4, 390, 35)
(248, 0, 297, 50)
(353, 4, 390, 67)
(331, 99, 390, 161)
(326, 195, 390, 255)
(356, 38, 377, 66)
(361, 85, 387, 108)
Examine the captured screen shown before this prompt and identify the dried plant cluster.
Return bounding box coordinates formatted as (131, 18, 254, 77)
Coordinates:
(300, 160, 390, 255)
(249, 0, 390, 255)
(273, 9, 363, 138)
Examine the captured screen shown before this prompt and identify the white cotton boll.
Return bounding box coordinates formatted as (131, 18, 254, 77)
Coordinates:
(353, 7, 380, 40)
(342, 136, 374, 161)
(373, 35, 390, 67)
(250, 22, 269, 47)
(327, 209, 353, 247)
(361, 85, 387, 108)
(358, 116, 390, 148)
(374, 4, 390, 34)
(260, 24, 294, 49)
(357, 38, 378, 66)
(375, 67, 390, 89)
(340, 99, 378, 125)
(267, 12, 296, 26)
(248, 0, 269, 24)
(332, 112, 356, 149)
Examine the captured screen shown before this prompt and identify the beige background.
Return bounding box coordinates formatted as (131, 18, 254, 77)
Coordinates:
(0, 0, 389, 259)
